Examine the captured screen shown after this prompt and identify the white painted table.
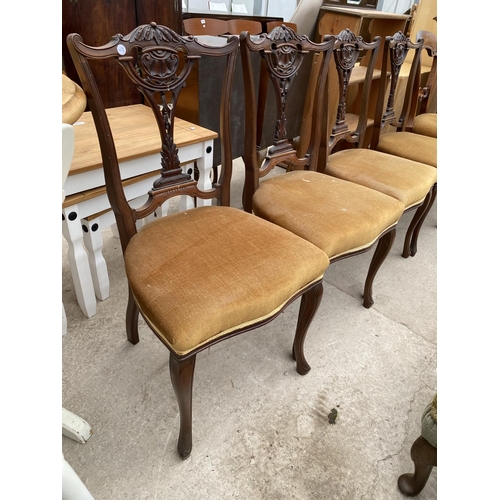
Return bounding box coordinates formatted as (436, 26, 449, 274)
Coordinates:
(63, 104, 217, 318)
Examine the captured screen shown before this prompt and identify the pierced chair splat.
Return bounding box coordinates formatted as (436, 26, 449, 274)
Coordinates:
(67, 22, 330, 459)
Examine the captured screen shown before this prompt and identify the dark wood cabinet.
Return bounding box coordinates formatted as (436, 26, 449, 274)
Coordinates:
(62, 0, 183, 109)
(321, 0, 378, 10)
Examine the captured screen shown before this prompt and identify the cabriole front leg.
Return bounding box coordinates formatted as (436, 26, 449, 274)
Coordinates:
(406, 183, 437, 258)
(169, 352, 196, 459)
(292, 282, 324, 375)
(363, 228, 396, 308)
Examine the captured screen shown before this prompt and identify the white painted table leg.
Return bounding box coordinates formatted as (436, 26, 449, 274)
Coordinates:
(62, 453, 95, 500)
(178, 163, 196, 211)
(82, 212, 114, 301)
(62, 407, 93, 444)
(62, 206, 97, 318)
(195, 140, 214, 207)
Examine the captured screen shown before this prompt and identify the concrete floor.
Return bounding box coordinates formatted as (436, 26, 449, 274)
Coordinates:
(62, 158, 437, 499)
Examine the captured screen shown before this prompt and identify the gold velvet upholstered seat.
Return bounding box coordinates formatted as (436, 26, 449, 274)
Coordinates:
(240, 26, 405, 309)
(322, 30, 437, 258)
(67, 23, 330, 460)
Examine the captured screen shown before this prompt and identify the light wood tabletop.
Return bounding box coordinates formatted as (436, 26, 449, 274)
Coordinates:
(71, 104, 218, 176)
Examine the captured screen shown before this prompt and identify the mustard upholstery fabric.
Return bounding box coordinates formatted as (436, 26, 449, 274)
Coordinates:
(252, 170, 405, 259)
(124, 206, 330, 356)
(412, 113, 437, 138)
(325, 149, 437, 209)
(376, 132, 437, 168)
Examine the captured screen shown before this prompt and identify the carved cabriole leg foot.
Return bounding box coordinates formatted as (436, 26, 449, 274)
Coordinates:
(408, 183, 437, 258)
(169, 353, 196, 459)
(403, 185, 436, 258)
(363, 228, 396, 309)
(292, 282, 324, 375)
(398, 435, 437, 497)
(125, 289, 140, 345)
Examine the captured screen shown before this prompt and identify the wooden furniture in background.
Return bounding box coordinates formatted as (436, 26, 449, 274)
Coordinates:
(182, 17, 229, 35)
(62, 0, 183, 109)
(62, 74, 86, 126)
(321, 0, 378, 9)
(227, 18, 262, 34)
(182, 9, 282, 34)
(316, 5, 409, 47)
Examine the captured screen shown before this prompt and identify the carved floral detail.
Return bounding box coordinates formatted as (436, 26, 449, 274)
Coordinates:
(262, 27, 308, 144)
(128, 22, 185, 45)
(391, 31, 409, 67)
(268, 25, 302, 43)
(335, 29, 360, 71)
(137, 49, 180, 87)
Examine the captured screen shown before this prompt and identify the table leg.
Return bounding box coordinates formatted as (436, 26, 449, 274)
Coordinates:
(62, 407, 93, 444)
(62, 453, 94, 500)
(62, 206, 97, 318)
(195, 140, 214, 207)
(178, 163, 196, 211)
(82, 211, 112, 302)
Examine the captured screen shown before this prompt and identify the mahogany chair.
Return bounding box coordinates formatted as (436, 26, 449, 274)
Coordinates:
(182, 17, 229, 36)
(371, 32, 437, 168)
(67, 23, 330, 459)
(408, 30, 437, 138)
(240, 26, 405, 309)
(227, 19, 261, 35)
(323, 30, 437, 258)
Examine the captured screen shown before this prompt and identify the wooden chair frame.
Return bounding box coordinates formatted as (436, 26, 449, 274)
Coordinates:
(67, 23, 327, 459)
(372, 32, 436, 257)
(321, 30, 436, 259)
(241, 26, 404, 309)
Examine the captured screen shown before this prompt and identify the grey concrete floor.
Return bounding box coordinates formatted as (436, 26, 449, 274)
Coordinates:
(62, 158, 437, 499)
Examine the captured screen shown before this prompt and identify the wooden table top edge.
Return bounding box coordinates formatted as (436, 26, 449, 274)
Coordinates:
(70, 104, 218, 176)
